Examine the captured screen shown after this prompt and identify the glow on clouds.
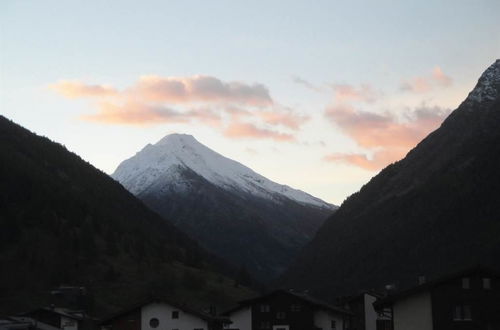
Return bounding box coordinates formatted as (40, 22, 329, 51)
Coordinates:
(323, 66, 452, 171)
(49, 75, 306, 141)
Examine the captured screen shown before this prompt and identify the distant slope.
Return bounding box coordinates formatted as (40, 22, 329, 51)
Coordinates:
(280, 60, 500, 298)
(112, 134, 335, 281)
(0, 116, 253, 316)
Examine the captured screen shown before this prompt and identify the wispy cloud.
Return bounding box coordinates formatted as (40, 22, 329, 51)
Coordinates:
(49, 75, 304, 142)
(331, 83, 380, 103)
(48, 81, 118, 99)
(325, 104, 449, 149)
(81, 102, 188, 125)
(324, 80, 451, 170)
(223, 122, 295, 142)
(323, 149, 406, 171)
(130, 75, 273, 106)
(432, 66, 452, 87)
(291, 75, 323, 92)
(400, 66, 453, 93)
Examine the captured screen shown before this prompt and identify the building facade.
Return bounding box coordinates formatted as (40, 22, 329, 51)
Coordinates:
(374, 267, 500, 330)
(101, 298, 228, 330)
(224, 290, 353, 330)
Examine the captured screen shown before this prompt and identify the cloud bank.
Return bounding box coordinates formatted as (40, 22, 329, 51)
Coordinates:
(324, 80, 451, 170)
(50, 75, 307, 141)
(400, 66, 453, 93)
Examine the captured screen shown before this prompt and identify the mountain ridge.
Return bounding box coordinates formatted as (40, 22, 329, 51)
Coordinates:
(113, 133, 334, 209)
(112, 134, 336, 281)
(279, 59, 500, 299)
(0, 115, 252, 316)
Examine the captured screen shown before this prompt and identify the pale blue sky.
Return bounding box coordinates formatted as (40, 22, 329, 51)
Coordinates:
(1, 0, 499, 204)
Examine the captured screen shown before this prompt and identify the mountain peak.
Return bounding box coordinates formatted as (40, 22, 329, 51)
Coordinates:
(113, 135, 334, 209)
(464, 59, 500, 105)
(156, 133, 199, 146)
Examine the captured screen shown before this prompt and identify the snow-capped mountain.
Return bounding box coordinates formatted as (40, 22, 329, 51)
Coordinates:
(113, 134, 333, 209)
(464, 59, 500, 105)
(112, 135, 336, 281)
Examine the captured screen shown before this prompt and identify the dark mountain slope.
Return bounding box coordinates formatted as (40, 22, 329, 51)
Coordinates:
(280, 60, 500, 298)
(0, 116, 252, 316)
(112, 134, 335, 281)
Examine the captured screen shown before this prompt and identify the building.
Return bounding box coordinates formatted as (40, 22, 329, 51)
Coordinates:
(373, 266, 500, 330)
(100, 298, 229, 330)
(223, 290, 354, 330)
(342, 292, 389, 330)
(21, 307, 96, 330)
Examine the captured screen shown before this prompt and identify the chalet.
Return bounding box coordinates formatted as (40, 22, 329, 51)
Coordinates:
(341, 292, 390, 330)
(223, 290, 354, 330)
(0, 316, 43, 330)
(21, 307, 96, 330)
(100, 298, 229, 330)
(373, 266, 500, 330)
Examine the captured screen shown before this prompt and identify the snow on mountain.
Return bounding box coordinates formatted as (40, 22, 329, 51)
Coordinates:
(112, 134, 334, 209)
(465, 59, 500, 105)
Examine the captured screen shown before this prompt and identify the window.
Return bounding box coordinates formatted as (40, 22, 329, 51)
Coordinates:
(462, 277, 470, 289)
(453, 305, 472, 321)
(149, 318, 159, 328)
(290, 304, 301, 312)
(376, 320, 392, 330)
(260, 304, 270, 312)
(483, 278, 492, 289)
(260, 321, 271, 329)
(172, 311, 179, 319)
(331, 320, 336, 330)
(276, 312, 286, 319)
(463, 305, 472, 320)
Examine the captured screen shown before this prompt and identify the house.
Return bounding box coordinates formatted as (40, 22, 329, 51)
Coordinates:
(0, 316, 43, 330)
(21, 307, 96, 330)
(100, 297, 229, 330)
(373, 266, 500, 330)
(223, 290, 354, 330)
(341, 292, 389, 330)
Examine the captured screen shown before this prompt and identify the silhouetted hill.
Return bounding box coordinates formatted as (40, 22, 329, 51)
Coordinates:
(280, 60, 500, 299)
(0, 116, 253, 316)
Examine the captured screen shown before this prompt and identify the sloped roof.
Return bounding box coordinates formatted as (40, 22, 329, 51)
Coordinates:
(223, 290, 353, 316)
(374, 265, 500, 308)
(100, 296, 229, 325)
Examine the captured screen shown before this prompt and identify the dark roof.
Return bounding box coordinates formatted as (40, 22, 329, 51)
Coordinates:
(101, 296, 229, 325)
(374, 265, 500, 308)
(223, 290, 353, 316)
(338, 290, 385, 304)
(21, 307, 87, 321)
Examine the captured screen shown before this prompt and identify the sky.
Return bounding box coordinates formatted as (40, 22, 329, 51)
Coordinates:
(1, 0, 499, 205)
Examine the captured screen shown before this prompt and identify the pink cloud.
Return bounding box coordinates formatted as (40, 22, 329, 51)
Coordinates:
(432, 66, 452, 86)
(81, 102, 188, 125)
(50, 75, 304, 142)
(325, 103, 450, 170)
(224, 122, 295, 142)
(131, 75, 273, 106)
(324, 148, 408, 171)
(256, 110, 309, 130)
(48, 80, 117, 99)
(332, 84, 379, 103)
(400, 66, 453, 93)
(400, 77, 432, 93)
